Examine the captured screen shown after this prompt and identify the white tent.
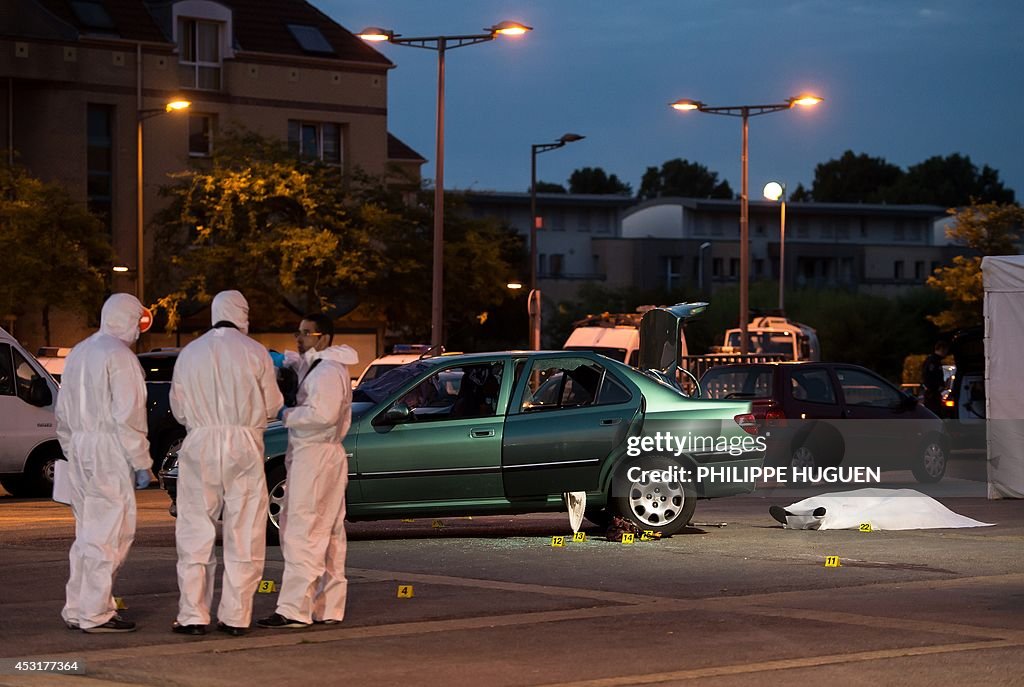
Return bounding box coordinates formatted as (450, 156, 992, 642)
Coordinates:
(982, 255, 1024, 498)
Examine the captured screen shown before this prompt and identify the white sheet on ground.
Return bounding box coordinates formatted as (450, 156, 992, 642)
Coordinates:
(780, 488, 994, 530)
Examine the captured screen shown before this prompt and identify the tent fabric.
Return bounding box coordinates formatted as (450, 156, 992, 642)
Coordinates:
(778, 488, 993, 530)
(982, 255, 1024, 499)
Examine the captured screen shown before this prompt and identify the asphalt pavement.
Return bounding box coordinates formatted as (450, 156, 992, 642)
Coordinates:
(1, 462, 1023, 687)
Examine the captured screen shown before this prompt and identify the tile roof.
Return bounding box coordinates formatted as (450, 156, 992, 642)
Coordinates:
(23, 0, 391, 66)
(388, 133, 426, 162)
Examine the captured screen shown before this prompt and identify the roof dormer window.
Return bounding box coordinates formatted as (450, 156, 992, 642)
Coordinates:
(287, 24, 335, 55)
(178, 18, 222, 90)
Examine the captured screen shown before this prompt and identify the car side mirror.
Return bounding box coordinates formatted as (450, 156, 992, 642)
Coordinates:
(383, 402, 413, 424)
(29, 377, 52, 407)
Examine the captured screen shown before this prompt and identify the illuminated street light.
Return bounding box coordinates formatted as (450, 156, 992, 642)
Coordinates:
(670, 94, 822, 353)
(137, 98, 191, 306)
(763, 181, 787, 311)
(530, 132, 584, 350)
(359, 22, 532, 349)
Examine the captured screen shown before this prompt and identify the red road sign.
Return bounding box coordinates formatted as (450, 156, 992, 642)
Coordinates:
(139, 307, 153, 333)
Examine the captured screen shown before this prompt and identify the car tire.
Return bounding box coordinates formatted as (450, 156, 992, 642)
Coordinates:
(610, 459, 696, 537)
(153, 431, 186, 473)
(912, 436, 947, 483)
(265, 463, 287, 545)
(23, 451, 59, 497)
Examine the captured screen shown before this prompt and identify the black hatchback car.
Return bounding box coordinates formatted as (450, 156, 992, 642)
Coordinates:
(698, 362, 949, 483)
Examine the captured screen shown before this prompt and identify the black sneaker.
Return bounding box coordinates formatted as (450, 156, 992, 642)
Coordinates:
(172, 621, 207, 636)
(768, 505, 792, 525)
(314, 619, 342, 626)
(217, 622, 249, 636)
(257, 613, 309, 629)
(65, 620, 80, 630)
(83, 615, 136, 633)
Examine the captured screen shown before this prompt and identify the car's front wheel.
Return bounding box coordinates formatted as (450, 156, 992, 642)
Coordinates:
(610, 460, 696, 536)
(912, 436, 947, 483)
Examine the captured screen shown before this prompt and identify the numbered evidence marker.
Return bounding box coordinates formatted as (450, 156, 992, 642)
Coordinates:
(397, 585, 414, 598)
(550, 536, 566, 547)
(572, 531, 586, 543)
(640, 530, 655, 541)
(257, 580, 278, 593)
(824, 556, 842, 568)
(621, 533, 635, 545)
(431, 520, 444, 528)
(114, 597, 127, 610)
(859, 523, 873, 533)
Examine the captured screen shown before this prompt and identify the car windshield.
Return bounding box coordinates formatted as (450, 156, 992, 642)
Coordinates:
(138, 355, 176, 382)
(699, 366, 774, 400)
(359, 363, 402, 384)
(726, 332, 795, 357)
(353, 360, 437, 404)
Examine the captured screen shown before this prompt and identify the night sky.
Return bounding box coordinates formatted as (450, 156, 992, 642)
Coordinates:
(326, 1, 1023, 200)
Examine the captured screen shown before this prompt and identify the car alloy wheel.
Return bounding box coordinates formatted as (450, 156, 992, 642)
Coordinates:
(791, 446, 816, 470)
(627, 473, 686, 528)
(913, 440, 947, 483)
(267, 468, 287, 532)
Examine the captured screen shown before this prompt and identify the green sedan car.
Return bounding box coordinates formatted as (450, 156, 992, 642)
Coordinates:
(161, 304, 765, 536)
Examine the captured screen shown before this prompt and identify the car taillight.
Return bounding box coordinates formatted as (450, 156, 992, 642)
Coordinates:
(764, 406, 787, 425)
(734, 413, 758, 435)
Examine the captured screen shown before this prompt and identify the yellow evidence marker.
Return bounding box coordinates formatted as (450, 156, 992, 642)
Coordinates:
(859, 523, 873, 532)
(431, 520, 444, 528)
(397, 585, 414, 598)
(824, 556, 841, 567)
(114, 597, 127, 610)
(257, 580, 278, 593)
(551, 536, 566, 547)
(621, 533, 635, 545)
(572, 531, 586, 543)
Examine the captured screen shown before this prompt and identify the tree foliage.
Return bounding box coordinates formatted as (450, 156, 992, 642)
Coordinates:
(926, 201, 1024, 330)
(0, 160, 112, 343)
(533, 181, 567, 194)
(805, 150, 1015, 206)
(638, 158, 733, 201)
(568, 167, 632, 195)
(151, 128, 524, 342)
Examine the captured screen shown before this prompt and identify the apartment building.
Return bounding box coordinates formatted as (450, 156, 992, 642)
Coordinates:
(1, 0, 422, 346)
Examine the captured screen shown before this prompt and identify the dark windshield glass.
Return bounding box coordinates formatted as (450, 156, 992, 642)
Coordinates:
(699, 366, 774, 399)
(138, 355, 177, 382)
(353, 360, 436, 404)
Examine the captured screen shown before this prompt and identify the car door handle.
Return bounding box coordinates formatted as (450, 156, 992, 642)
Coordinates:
(471, 428, 495, 438)
(600, 418, 622, 426)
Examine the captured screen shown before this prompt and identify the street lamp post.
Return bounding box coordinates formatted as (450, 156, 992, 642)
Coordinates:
(359, 22, 531, 350)
(670, 95, 821, 354)
(530, 133, 584, 350)
(137, 99, 190, 306)
(763, 181, 787, 311)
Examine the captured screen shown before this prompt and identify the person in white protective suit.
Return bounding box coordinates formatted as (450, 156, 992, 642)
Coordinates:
(169, 290, 284, 636)
(258, 313, 358, 628)
(56, 293, 151, 633)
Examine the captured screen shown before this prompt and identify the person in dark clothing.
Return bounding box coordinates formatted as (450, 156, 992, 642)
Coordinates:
(922, 341, 949, 415)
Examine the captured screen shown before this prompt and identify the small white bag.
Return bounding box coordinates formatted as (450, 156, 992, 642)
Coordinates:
(52, 459, 71, 505)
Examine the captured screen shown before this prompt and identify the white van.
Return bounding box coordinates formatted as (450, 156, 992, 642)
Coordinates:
(720, 316, 820, 361)
(564, 307, 689, 367)
(0, 327, 63, 497)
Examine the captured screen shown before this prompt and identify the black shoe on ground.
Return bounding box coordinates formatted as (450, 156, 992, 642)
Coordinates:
(217, 622, 249, 636)
(314, 619, 342, 626)
(83, 615, 136, 633)
(171, 621, 207, 636)
(65, 620, 80, 630)
(257, 613, 310, 629)
(768, 505, 792, 525)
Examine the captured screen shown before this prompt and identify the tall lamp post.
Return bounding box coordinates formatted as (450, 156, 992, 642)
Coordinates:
(359, 22, 532, 350)
(763, 181, 787, 312)
(670, 95, 821, 354)
(530, 133, 584, 350)
(137, 99, 190, 305)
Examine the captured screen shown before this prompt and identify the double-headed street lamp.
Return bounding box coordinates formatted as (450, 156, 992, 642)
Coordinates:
(359, 22, 532, 350)
(670, 95, 821, 354)
(530, 133, 584, 350)
(137, 98, 191, 305)
(763, 181, 787, 311)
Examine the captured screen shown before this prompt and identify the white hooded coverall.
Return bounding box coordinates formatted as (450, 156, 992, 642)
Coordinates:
(56, 293, 150, 630)
(275, 344, 358, 623)
(170, 291, 284, 627)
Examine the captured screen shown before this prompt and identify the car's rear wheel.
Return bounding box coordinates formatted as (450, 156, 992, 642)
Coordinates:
(610, 459, 696, 536)
(265, 463, 287, 545)
(790, 423, 844, 472)
(22, 451, 58, 497)
(912, 437, 947, 483)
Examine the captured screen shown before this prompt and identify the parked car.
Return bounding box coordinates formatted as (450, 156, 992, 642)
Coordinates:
(137, 349, 187, 471)
(35, 346, 72, 382)
(698, 362, 949, 483)
(354, 344, 439, 388)
(0, 327, 63, 497)
(161, 304, 766, 538)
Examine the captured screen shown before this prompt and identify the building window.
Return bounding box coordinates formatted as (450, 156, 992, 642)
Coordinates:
(729, 258, 739, 278)
(549, 254, 564, 277)
(188, 114, 214, 157)
(594, 212, 610, 234)
(288, 121, 342, 165)
(915, 260, 926, 280)
(755, 223, 765, 237)
(579, 211, 591, 233)
(86, 103, 114, 235)
(754, 258, 764, 277)
(894, 261, 905, 280)
(796, 218, 809, 239)
(821, 220, 834, 239)
(664, 256, 683, 291)
(538, 254, 547, 275)
(836, 220, 850, 240)
(711, 217, 723, 237)
(712, 257, 723, 277)
(178, 18, 222, 90)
